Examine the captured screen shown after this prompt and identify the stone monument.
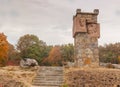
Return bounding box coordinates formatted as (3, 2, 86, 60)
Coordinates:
(73, 9, 100, 67)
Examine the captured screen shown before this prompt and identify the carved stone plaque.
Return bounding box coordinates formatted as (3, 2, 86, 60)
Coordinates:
(87, 23, 100, 38)
(76, 18, 87, 32)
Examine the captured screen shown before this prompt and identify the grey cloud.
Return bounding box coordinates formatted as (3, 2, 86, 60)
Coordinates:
(0, 0, 120, 45)
(51, 25, 69, 30)
(115, 10, 120, 16)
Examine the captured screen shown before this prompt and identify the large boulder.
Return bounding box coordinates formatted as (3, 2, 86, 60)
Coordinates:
(20, 58, 38, 68)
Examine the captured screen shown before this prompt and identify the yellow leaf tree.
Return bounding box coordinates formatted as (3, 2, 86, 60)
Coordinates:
(42, 46, 62, 66)
(0, 33, 9, 66)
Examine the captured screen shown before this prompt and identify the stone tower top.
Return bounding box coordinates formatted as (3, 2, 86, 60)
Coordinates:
(75, 9, 99, 15)
(73, 9, 100, 38)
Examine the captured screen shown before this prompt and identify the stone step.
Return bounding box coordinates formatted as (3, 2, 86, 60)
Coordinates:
(32, 84, 62, 86)
(36, 73, 63, 77)
(33, 80, 63, 83)
(33, 77, 63, 81)
(38, 70, 63, 71)
(33, 78, 63, 80)
(31, 86, 60, 87)
(35, 75, 63, 77)
(37, 71, 63, 74)
(32, 81, 63, 86)
(33, 78, 63, 81)
(33, 79, 63, 83)
(37, 73, 63, 75)
(32, 66, 64, 86)
(38, 66, 63, 69)
(38, 71, 63, 73)
(38, 67, 63, 71)
(38, 68, 63, 70)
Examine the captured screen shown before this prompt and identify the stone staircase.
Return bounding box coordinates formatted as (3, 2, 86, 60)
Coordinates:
(32, 66, 64, 87)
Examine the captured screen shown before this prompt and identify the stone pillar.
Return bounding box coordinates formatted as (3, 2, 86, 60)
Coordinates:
(73, 9, 100, 67)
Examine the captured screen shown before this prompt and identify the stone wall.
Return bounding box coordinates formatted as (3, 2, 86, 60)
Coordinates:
(74, 33, 99, 67)
(66, 68, 120, 87)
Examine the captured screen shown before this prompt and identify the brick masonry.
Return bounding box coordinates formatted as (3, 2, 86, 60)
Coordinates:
(73, 9, 100, 67)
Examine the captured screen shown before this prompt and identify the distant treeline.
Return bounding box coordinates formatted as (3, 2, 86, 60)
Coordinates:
(99, 43, 120, 64)
(0, 33, 120, 66)
(0, 33, 74, 66)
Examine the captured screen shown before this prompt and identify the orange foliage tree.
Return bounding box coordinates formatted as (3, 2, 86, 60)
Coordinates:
(42, 46, 62, 66)
(0, 33, 9, 66)
(7, 43, 21, 66)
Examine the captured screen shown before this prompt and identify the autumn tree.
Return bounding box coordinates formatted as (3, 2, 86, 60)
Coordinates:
(0, 33, 9, 66)
(16, 34, 48, 64)
(7, 43, 21, 65)
(8, 44, 17, 60)
(99, 42, 120, 64)
(42, 46, 62, 66)
(117, 56, 120, 64)
(61, 44, 74, 62)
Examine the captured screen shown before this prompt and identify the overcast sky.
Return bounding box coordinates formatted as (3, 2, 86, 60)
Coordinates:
(0, 0, 120, 46)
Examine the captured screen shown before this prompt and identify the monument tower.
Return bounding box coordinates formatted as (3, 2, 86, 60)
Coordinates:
(73, 9, 100, 67)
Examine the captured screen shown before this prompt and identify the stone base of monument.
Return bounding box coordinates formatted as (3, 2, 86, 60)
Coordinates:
(65, 68, 120, 87)
(74, 62, 100, 68)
